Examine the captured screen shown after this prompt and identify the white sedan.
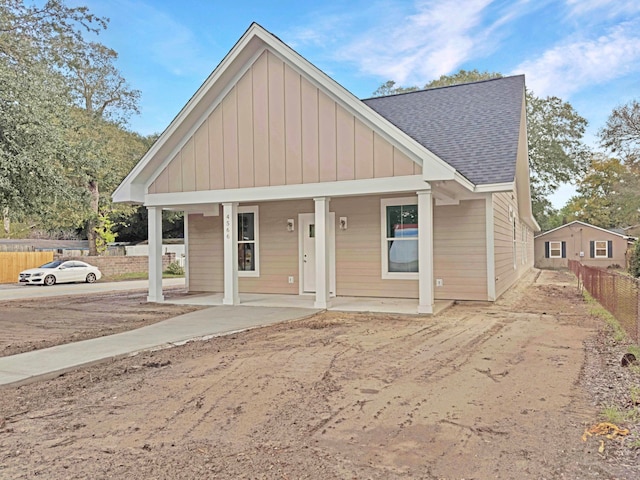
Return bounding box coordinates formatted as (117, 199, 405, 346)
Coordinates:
(18, 260, 102, 286)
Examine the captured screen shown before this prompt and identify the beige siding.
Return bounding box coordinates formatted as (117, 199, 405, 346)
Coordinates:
(332, 195, 418, 298)
(187, 195, 488, 301)
(433, 200, 488, 301)
(239, 200, 309, 294)
(493, 188, 534, 298)
(534, 224, 629, 269)
(147, 50, 421, 194)
(187, 214, 223, 292)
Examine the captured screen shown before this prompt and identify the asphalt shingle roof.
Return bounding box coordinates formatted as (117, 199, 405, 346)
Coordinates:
(362, 75, 525, 185)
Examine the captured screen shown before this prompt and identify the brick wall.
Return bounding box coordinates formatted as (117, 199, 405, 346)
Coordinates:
(55, 253, 176, 277)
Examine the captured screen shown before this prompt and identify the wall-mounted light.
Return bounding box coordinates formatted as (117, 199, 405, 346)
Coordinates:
(287, 218, 295, 232)
(339, 217, 348, 230)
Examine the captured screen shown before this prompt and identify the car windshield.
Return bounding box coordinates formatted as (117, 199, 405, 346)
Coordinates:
(39, 260, 63, 268)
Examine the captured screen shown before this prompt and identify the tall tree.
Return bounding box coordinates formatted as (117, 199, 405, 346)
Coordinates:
(372, 70, 589, 228)
(562, 155, 634, 228)
(63, 41, 141, 254)
(0, 0, 106, 231)
(599, 100, 640, 163)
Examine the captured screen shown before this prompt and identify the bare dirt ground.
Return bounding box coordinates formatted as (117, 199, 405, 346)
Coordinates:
(0, 288, 202, 357)
(1, 270, 639, 479)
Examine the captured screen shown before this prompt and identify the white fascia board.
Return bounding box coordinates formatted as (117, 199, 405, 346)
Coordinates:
(112, 182, 145, 204)
(534, 220, 628, 239)
(473, 182, 514, 193)
(144, 176, 428, 207)
(115, 25, 266, 200)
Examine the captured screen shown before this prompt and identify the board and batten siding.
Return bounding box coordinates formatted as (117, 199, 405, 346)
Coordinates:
(148, 50, 420, 195)
(433, 199, 488, 301)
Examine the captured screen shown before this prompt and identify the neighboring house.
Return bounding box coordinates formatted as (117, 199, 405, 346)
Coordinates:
(534, 221, 634, 269)
(113, 23, 539, 313)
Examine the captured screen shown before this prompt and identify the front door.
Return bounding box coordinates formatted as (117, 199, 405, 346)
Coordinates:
(299, 213, 335, 295)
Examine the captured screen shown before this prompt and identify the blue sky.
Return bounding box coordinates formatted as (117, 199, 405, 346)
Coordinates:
(75, 0, 640, 207)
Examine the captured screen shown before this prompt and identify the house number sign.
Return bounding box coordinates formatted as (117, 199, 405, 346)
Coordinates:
(225, 213, 231, 239)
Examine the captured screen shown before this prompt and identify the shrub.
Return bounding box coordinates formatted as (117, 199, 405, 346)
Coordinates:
(164, 261, 185, 276)
(629, 240, 640, 278)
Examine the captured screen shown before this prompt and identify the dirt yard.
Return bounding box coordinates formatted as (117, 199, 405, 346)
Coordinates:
(1, 270, 638, 479)
(0, 288, 202, 357)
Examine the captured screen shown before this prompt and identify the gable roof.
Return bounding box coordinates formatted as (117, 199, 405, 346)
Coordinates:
(534, 220, 635, 240)
(113, 23, 457, 204)
(362, 76, 525, 185)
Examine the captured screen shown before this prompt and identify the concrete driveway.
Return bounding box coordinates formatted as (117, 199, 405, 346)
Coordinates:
(0, 278, 185, 301)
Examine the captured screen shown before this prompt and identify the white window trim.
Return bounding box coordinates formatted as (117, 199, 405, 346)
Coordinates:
(238, 205, 259, 278)
(594, 240, 608, 258)
(549, 241, 562, 259)
(381, 196, 419, 280)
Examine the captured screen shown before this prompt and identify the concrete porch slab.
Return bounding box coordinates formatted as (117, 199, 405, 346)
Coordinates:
(164, 291, 453, 315)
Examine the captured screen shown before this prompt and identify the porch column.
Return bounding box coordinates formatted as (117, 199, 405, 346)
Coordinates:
(222, 202, 239, 305)
(314, 197, 331, 309)
(147, 206, 164, 303)
(417, 190, 434, 314)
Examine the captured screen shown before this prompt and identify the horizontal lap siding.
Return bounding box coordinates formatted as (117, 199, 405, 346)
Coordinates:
(188, 214, 223, 292)
(433, 200, 487, 301)
(493, 190, 532, 299)
(239, 200, 312, 294)
(332, 195, 418, 298)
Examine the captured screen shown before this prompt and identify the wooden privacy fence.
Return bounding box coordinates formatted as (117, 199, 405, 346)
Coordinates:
(0, 251, 54, 284)
(568, 259, 640, 343)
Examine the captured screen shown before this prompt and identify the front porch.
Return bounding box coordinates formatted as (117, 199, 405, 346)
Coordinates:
(163, 291, 453, 316)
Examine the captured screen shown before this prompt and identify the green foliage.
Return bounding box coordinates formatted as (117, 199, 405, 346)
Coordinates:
(600, 100, 640, 162)
(424, 69, 502, 88)
(93, 212, 117, 255)
(164, 262, 185, 276)
(629, 241, 640, 278)
(562, 155, 634, 228)
(371, 80, 418, 97)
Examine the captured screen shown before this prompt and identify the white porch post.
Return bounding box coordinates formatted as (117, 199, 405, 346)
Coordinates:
(147, 206, 164, 302)
(417, 190, 434, 314)
(222, 202, 239, 305)
(314, 197, 331, 309)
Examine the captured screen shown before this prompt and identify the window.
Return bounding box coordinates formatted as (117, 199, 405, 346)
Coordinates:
(594, 240, 608, 258)
(238, 206, 259, 277)
(549, 241, 562, 258)
(381, 197, 418, 279)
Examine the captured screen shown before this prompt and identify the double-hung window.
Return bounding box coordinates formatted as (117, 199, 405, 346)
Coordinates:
(381, 197, 418, 279)
(238, 206, 259, 277)
(549, 241, 562, 258)
(594, 240, 608, 258)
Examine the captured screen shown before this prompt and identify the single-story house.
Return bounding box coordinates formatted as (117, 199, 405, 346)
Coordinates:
(534, 220, 634, 269)
(113, 23, 539, 313)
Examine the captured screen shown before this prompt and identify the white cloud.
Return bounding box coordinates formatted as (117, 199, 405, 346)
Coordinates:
(512, 22, 640, 98)
(336, 0, 495, 83)
(565, 0, 640, 18)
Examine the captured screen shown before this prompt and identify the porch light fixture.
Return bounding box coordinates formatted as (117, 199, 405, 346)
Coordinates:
(339, 217, 348, 230)
(287, 218, 295, 232)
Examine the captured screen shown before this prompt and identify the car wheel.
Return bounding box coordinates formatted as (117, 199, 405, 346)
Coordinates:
(86, 273, 97, 284)
(44, 275, 56, 286)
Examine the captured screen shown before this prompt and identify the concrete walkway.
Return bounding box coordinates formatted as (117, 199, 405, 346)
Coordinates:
(0, 305, 319, 387)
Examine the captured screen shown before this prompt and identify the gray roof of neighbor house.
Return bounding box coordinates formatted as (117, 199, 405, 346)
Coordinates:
(362, 75, 525, 185)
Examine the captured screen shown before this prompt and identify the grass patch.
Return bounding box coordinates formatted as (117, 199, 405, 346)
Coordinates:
(102, 272, 185, 282)
(601, 405, 640, 424)
(582, 290, 627, 343)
